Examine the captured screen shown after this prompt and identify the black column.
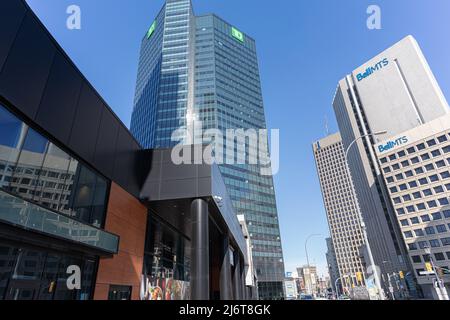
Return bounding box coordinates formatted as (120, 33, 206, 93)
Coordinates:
(233, 250, 242, 300)
(190, 198, 209, 300)
(240, 260, 247, 299)
(220, 235, 233, 300)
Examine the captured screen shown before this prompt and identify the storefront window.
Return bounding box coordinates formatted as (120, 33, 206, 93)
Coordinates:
(0, 103, 109, 228)
(0, 241, 96, 300)
(141, 217, 191, 300)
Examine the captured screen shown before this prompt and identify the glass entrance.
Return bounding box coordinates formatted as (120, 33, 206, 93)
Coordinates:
(5, 280, 40, 300)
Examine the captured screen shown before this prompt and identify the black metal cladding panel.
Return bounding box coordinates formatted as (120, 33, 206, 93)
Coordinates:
(0, 0, 26, 71)
(0, 12, 56, 120)
(68, 83, 103, 163)
(113, 127, 135, 191)
(93, 108, 120, 178)
(35, 52, 83, 144)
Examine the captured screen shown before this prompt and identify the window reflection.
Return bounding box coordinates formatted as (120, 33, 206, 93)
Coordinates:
(0, 103, 109, 228)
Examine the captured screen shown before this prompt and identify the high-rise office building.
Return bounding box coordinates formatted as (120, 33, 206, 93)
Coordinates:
(325, 237, 340, 294)
(130, 0, 285, 299)
(313, 133, 366, 290)
(333, 35, 449, 297)
(375, 113, 450, 299)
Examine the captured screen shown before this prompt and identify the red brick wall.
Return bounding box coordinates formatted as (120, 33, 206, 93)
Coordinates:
(94, 182, 148, 300)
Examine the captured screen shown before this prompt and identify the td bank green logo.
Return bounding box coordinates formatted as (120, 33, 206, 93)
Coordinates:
(231, 27, 244, 43)
(147, 21, 156, 39)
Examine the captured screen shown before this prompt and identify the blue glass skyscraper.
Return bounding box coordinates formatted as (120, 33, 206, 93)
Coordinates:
(131, 0, 285, 299)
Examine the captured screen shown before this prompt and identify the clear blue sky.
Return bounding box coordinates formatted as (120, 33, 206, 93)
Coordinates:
(26, 0, 450, 277)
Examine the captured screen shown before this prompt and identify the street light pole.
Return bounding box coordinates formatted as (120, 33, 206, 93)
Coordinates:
(345, 131, 387, 300)
(425, 247, 449, 300)
(304, 234, 322, 295)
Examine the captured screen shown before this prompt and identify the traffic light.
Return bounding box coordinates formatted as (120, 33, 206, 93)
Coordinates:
(399, 271, 404, 279)
(356, 272, 363, 283)
(425, 262, 433, 272)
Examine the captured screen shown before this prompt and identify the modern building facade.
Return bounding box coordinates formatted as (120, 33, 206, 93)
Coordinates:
(375, 114, 450, 299)
(0, 0, 249, 301)
(325, 237, 340, 294)
(297, 265, 318, 296)
(130, 0, 285, 299)
(333, 35, 449, 297)
(313, 133, 366, 291)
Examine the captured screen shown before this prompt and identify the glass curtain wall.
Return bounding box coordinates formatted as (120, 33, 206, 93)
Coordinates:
(0, 103, 109, 228)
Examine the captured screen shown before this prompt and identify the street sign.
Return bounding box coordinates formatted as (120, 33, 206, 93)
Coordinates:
(425, 262, 433, 272)
(419, 271, 435, 276)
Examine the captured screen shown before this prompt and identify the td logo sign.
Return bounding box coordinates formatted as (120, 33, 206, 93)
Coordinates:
(378, 136, 408, 153)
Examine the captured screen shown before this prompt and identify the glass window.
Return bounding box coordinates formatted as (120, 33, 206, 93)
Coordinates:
(436, 225, 447, 233)
(434, 252, 446, 261)
(443, 210, 450, 219)
(428, 200, 438, 208)
(389, 154, 397, 161)
(10, 128, 49, 201)
(406, 205, 415, 213)
(399, 184, 408, 191)
(429, 174, 439, 182)
(418, 241, 428, 249)
(404, 231, 413, 238)
(439, 198, 449, 206)
(393, 197, 402, 204)
(108, 285, 132, 300)
(434, 186, 444, 194)
(421, 214, 431, 222)
(407, 147, 416, 154)
(421, 153, 430, 161)
(410, 157, 420, 164)
(396, 208, 405, 215)
(380, 157, 388, 164)
(423, 189, 432, 196)
(386, 176, 394, 183)
(431, 150, 441, 157)
(398, 150, 406, 158)
(411, 255, 422, 263)
(412, 192, 422, 199)
(395, 173, 404, 181)
(417, 143, 426, 151)
(419, 178, 428, 186)
(432, 212, 442, 220)
(436, 160, 446, 168)
(402, 194, 412, 202)
(427, 139, 437, 147)
(437, 135, 448, 143)
(440, 171, 450, 179)
(416, 203, 426, 211)
(425, 226, 435, 235)
(383, 167, 391, 174)
(392, 164, 400, 170)
(408, 243, 418, 250)
(415, 167, 424, 175)
(442, 237, 450, 246)
(408, 181, 418, 188)
(410, 217, 420, 224)
(414, 229, 424, 237)
(400, 219, 409, 226)
(430, 239, 441, 248)
(405, 170, 414, 177)
(443, 145, 450, 154)
(0, 105, 26, 189)
(401, 160, 409, 167)
(390, 186, 398, 194)
(69, 166, 108, 227)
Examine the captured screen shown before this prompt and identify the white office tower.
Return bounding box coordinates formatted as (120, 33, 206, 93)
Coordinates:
(333, 35, 449, 299)
(313, 133, 367, 297)
(375, 114, 450, 299)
